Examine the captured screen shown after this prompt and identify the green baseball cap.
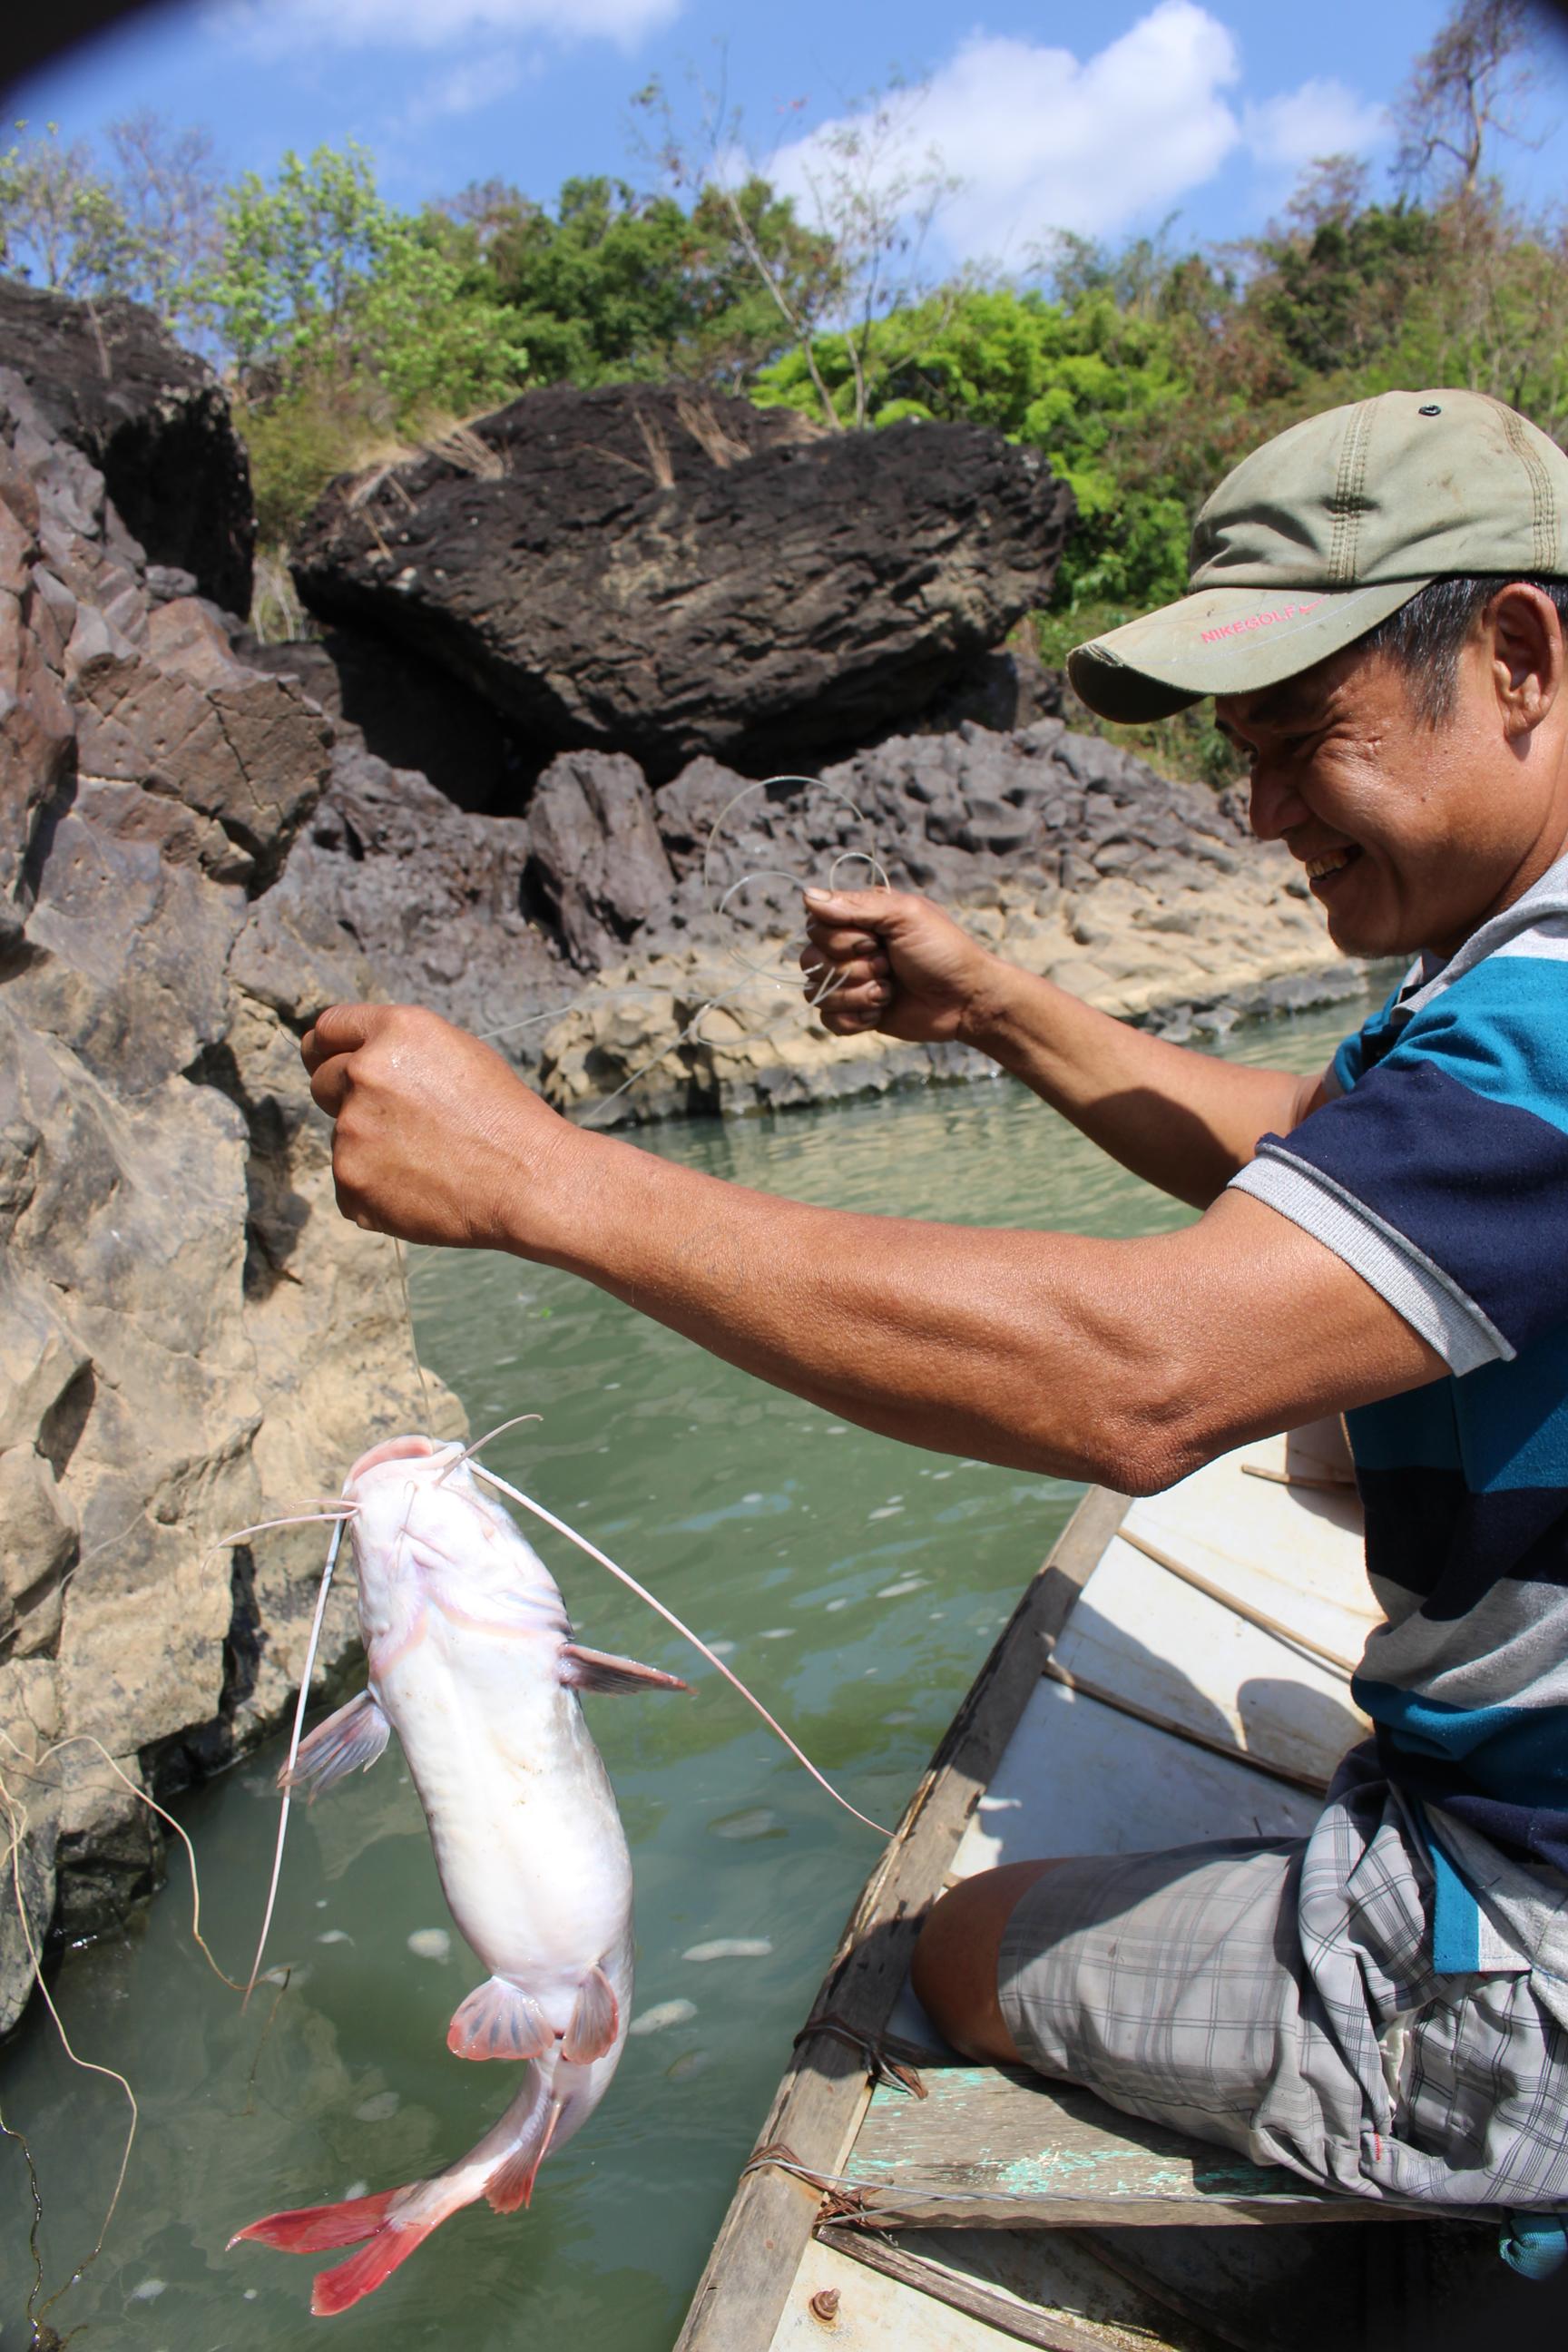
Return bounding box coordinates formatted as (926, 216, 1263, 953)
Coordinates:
(1068, 389, 1568, 723)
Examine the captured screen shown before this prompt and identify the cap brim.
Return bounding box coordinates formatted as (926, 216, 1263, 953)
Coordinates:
(1067, 578, 1431, 723)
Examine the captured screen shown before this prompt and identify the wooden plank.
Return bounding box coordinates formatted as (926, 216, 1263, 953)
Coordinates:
(839, 2068, 1419, 2230)
(809, 2230, 1160, 2352)
(1122, 1455, 1376, 1673)
(770, 2237, 1073, 2351)
(946, 1677, 1322, 1882)
(674, 1485, 1132, 2352)
(1049, 1539, 1367, 1791)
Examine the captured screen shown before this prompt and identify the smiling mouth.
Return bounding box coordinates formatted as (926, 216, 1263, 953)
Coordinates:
(1303, 846, 1360, 882)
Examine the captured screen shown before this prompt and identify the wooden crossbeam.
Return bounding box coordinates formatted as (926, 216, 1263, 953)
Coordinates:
(838, 2067, 1423, 2230)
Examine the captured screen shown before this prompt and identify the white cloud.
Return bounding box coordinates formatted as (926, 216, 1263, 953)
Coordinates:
(1242, 79, 1389, 173)
(769, 2, 1245, 265)
(210, 0, 680, 58)
(405, 47, 527, 122)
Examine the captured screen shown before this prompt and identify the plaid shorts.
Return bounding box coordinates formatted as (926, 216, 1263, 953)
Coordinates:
(997, 1764, 1568, 2209)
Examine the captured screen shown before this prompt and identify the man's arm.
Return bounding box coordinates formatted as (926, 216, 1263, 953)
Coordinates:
(303, 1005, 1440, 1494)
(801, 889, 1328, 1210)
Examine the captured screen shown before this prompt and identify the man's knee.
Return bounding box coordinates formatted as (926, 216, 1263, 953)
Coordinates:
(912, 1859, 1063, 2065)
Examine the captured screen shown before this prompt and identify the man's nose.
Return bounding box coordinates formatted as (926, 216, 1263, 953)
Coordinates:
(1248, 765, 1308, 842)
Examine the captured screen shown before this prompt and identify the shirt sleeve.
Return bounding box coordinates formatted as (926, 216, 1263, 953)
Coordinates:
(1230, 956, 1568, 1375)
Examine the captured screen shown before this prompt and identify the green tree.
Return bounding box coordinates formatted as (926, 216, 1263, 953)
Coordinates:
(442, 171, 835, 391)
(756, 283, 1193, 608)
(0, 120, 137, 297)
(209, 142, 527, 553)
(210, 141, 525, 421)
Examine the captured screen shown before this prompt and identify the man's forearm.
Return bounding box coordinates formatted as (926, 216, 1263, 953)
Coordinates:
(529, 1127, 1164, 1480)
(301, 1003, 1446, 1490)
(965, 963, 1319, 1207)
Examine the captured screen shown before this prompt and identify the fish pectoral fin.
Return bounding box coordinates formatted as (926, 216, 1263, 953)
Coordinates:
(279, 1690, 392, 1798)
(559, 1642, 692, 1698)
(447, 1977, 555, 2063)
(561, 1964, 620, 2064)
(485, 2096, 561, 2215)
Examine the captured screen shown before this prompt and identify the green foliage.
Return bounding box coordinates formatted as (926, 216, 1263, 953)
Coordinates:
(210, 142, 526, 425)
(439, 172, 835, 390)
(206, 142, 527, 549)
(6, 10, 1567, 757)
(0, 121, 138, 298)
(755, 285, 1195, 609)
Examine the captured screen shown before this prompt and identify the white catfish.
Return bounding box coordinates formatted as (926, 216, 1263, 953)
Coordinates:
(231, 1431, 688, 2316)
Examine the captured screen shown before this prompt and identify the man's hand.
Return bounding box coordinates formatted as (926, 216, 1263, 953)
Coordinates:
(301, 1004, 573, 1250)
(799, 888, 1007, 1044)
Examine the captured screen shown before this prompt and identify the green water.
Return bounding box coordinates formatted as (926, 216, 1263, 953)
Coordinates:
(0, 995, 1373, 2352)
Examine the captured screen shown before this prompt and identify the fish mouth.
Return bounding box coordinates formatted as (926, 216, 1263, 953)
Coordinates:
(347, 1433, 445, 1484)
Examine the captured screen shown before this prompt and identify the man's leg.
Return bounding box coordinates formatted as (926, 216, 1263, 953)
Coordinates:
(911, 1859, 1070, 2063)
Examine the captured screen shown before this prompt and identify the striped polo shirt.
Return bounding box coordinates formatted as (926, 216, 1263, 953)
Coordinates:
(1230, 853, 1568, 1971)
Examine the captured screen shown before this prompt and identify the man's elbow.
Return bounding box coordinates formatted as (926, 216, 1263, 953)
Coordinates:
(1070, 1387, 1224, 1499)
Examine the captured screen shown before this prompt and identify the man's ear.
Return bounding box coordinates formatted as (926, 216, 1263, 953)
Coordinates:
(1486, 583, 1564, 741)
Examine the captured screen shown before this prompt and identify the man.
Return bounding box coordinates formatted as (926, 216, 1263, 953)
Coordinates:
(304, 389, 1568, 2226)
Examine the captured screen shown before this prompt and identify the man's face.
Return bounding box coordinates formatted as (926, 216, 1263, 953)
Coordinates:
(1215, 630, 1561, 960)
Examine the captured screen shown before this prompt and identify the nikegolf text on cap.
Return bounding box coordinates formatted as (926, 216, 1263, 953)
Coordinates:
(1067, 390, 1568, 724)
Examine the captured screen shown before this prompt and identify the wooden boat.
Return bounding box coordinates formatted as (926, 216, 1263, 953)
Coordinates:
(674, 1432, 1535, 2352)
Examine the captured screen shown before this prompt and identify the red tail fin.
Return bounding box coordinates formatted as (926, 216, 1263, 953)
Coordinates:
(230, 2188, 404, 2254)
(311, 2220, 436, 2315)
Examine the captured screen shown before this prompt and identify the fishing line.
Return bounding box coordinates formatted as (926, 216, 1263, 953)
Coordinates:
(243, 1514, 349, 2006)
(0, 1763, 138, 2314)
(0, 1727, 243, 1995)
(466, 1460, 892, 1838)
(0, 2096, 49, 2344)
(474, 773, 891, 1092)
(391, 1236, 434, 1427)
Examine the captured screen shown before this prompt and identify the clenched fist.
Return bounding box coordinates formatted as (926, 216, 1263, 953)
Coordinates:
(301, 1004, 574, 1252)
(799, 888, 1009, 1045)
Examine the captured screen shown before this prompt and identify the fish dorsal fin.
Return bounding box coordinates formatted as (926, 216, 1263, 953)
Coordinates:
(559, 1643, 691, 1697)
(447, 1978, 554, 2063)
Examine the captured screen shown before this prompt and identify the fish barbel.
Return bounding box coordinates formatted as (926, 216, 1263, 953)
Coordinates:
(231, 1432, 689, 2315)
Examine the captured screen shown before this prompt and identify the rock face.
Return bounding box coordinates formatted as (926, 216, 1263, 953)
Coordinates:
(291, 383, 1074, 784)
(526, 728, 1361, 1123)
(0, 279, 256, 616)
(0, 360, 457, 2035)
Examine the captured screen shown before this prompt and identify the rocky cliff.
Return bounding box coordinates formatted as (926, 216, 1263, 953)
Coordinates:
(0, 341, 457, 2034)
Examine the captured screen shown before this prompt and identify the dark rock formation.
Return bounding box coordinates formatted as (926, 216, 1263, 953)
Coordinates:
(524, 750, 676, 970)
(291, 382, 1073, 786)
(234, 735, 562, 1049)
(0, 279, 255, 614)
(649, 719, 1248, 943)
(0, 358, 455, 2036)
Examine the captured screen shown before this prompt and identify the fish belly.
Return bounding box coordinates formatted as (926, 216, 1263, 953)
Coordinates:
(382, 1647, 632, 2005)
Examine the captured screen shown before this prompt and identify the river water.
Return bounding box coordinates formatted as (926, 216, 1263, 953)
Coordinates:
(0, 993, 1376, 2352)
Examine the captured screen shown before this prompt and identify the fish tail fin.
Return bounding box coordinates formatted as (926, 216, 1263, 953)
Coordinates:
(231, 2183, 440, 2311)
(229, 2187, 406, 2254)
(311, 2220, 436, 2316)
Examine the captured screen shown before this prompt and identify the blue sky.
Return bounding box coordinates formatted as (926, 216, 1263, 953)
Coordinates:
(9, 0, 1568, 269)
